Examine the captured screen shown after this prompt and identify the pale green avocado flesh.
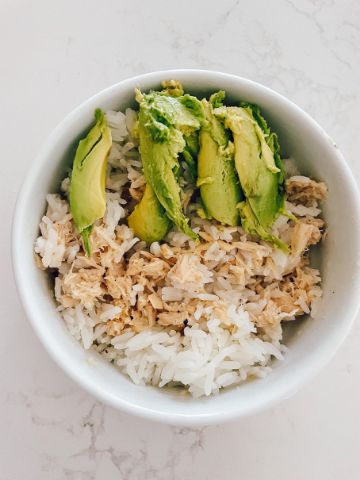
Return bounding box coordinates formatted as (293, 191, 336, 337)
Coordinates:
(197, 97, 242, 226)
(69, 109, 112, 255)
(216, 104, 287, 251)
(135, 90, 204, 241)
(128, 183, 172, 243)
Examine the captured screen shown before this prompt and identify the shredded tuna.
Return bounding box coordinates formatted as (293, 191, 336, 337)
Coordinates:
(286, 176, 327, 205)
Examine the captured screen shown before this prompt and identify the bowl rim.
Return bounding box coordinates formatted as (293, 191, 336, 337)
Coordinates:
(11, 69, 360, 425)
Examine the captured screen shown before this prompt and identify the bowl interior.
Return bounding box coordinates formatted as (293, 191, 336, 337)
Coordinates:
(13, 70, 360, 425)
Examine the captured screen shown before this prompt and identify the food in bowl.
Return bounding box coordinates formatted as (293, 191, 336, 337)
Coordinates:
(34, 80, 327, 397)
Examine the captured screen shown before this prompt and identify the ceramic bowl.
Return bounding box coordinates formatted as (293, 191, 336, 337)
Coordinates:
(12, 70, 360, 425)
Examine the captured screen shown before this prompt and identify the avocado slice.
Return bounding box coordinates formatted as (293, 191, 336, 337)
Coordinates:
(216, 104, 287, 251)
(197, 93, 243, 226)
(137, 90, 204, 240)
(128, 183, 171, 243)
(69, 109, 112, 256)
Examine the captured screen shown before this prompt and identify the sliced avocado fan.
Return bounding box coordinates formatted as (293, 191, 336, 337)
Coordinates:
(197, 91, 243, 226)
(132, 89, 204, 242)
(69, 109, 112, 256)
(215, 103, 288, 251)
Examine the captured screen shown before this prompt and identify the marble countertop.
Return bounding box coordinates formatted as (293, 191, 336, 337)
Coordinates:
(2, 0, 360, 478)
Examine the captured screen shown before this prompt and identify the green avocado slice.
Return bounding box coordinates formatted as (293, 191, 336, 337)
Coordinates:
(137, 90, 204, 240)
(128, 183, 171, 243)
(215, 104, 287, 251)
(69, 109, 112, 256)
(197, 94, 243, 226)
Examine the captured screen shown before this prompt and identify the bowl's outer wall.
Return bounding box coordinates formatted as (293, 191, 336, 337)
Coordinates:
(12, 70, 360, 425)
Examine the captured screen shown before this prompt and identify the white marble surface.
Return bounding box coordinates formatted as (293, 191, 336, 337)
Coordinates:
(2, 0, 360, 478)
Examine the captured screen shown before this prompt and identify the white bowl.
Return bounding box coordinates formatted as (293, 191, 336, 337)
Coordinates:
(12, 70, 360, 426)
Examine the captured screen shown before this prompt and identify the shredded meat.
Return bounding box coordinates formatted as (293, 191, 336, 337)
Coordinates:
(286, 176, 327, 205)
(41, 172, 325, 335)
